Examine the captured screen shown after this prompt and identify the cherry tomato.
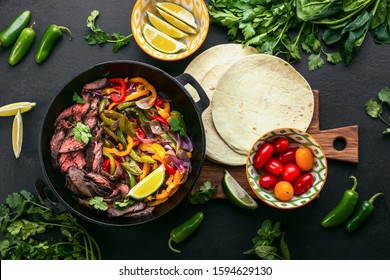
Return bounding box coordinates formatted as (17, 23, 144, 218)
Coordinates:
(259, 174, 279, 189)
(264, 158, 283, 175)
(253, 142, 274, 169)
(276, 147, 297, 165)
(273, 137, 290, 154)
(274, 181, 294, 201)
(281, 163, 301, 183)
(293, 173, 314, 195)
(295, 147, 314, 171)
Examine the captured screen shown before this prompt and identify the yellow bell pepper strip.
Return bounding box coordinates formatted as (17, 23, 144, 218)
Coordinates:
(147, 197, 168, 207)
(108, 102, 118, 110)
(138, 142, 167, 163)
(102, 151, 116, 175)
(101, 88, 119, 95)
(160, 101, 170, 113)
(129, 149, 156, 164)
(124, 89, 149, 102)
(144, 83, 157, 106)
(139, 162, 151, 181)
(103, 136, 133, 157)
(128, 77, 150, 85)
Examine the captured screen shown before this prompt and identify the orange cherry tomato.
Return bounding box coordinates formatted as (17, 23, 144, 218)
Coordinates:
(295, 147, 314, 171)
(274, 181, 294, 201)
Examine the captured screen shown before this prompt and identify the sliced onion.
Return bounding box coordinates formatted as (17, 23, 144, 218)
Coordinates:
(136, 96, 153, 109)
(150, 119, 163, 135)
(180, 134, 193, 152)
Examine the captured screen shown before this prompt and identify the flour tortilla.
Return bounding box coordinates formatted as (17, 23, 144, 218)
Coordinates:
(199, 63, 247, 165)
(211, 54, 314, 155)
(184, 43, 258, 101)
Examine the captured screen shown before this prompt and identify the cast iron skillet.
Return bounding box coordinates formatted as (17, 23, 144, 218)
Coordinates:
(38, 60, 209, 226)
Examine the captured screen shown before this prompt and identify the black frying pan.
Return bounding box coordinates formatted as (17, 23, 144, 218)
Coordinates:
(38, 60, 209, 226)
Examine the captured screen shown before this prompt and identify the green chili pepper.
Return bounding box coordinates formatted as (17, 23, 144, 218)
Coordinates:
(168, 212, 204, 253)
(102, 151, 116, 175)
(8, 22, 35, 66)
(129, 149, 156, 164)
(0, 10, 31, 47)
(120, 160, 143, 176)
(35, 24, 72, 64)
(321, 175, 359, 228)
(98, 99, 110, 114)
(346, 192, 384, 233)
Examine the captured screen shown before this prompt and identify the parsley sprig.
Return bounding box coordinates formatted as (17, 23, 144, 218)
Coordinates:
(85, 10, 133, 52)
(365, 87, 390, 134)
(243, 219, 290, 260)
(188, 181, 218, 205)
(72, 122, 93, 144)
(0, 190, 101, 260)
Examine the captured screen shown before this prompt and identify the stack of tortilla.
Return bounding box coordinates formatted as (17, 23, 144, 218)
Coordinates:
(184, 44, 314, 166)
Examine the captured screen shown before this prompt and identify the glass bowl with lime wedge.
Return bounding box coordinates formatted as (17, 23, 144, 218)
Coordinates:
(131, 0, 209, 61)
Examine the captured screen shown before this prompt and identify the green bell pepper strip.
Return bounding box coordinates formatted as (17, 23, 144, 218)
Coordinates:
(116, 129, 127, 150)
(102, 151, 116, 175)
(321, 175, 359, 228)
(116, 101, 136, 111)
(120, 160, 143, 176)
(168, 110, 187, 136)
(346, 192, 384, 233)
(35, 24, 72, 64)
(100, 112, 116, 126)
(103, 109, 123, 119)
(129, 149, 156, 164)
(0, 10, 31, 47)
(119, 115, 136, 137)
(168, 212, 204, 253)
(102, 126, 118, 142)
(98, 98, 110, 114)
(124, 170, 137, 188)
(125, 107, 149, 124)
(8, 22, 35, 66)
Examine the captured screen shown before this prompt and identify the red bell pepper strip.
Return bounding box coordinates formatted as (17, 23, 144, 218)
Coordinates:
(164, 163, 176, 175)
(108, 78, 126, 103)
(155, 98, 164, 107)
(152, 115, 170, 127)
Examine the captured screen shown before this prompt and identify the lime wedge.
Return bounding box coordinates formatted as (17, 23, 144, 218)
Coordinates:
(156, 2, 198, 30)
(221, 169, 258, 209)
(142, 23, 187, 54)
(128, 164, 166, 200)
(146, 11, 187, 39)
(12, 109, 23, 159)
(0, 101, 36, 117)
(156, 7, 197, 35)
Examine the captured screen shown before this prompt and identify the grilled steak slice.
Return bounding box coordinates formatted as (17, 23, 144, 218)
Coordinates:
(54, 106, 74, 127)
(59, 150, 86, 173)
(59, 135, 86, 153)
(101, 161, 123, 181)
(50, 129, 66, 167)
(107, 201, 146, 218)
(74, 102, 90, 123)
(105, 183, 130, 202)
(83, 98, 99, 129)
(85, 140, 103, 173)
(125, 206, 155, 218)
(82, 78, 109, 92)
(65, 166, 93, 198)
(86, 172, 112, 189)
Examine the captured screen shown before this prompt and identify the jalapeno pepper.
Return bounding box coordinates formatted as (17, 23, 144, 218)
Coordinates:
(35, 24, 72, 63)
(108, 78, 126, 103)
(321, 176, 359, 228)
(8, 22, 36, 66)
(0, 10, 31, 47)
(168, 211, 204, 253)
(346, 192, 384, 233)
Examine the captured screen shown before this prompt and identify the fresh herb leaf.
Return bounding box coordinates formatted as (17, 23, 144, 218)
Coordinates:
(280, 232, 291, 260)
(114, 198, 135, 209)
(72, 92, 86, 104)
(0, 190, 101, 259)
(325, 51, 342, 64)
(378, 87, 390, 106)
(255, 245, 278, 260)
(84, 10, 132, 52)
(365, 98, 382, 118)
(168, 111, 187, 136)
(89, 196, 108, 211)
(365, 87, 390, 134)
(308, 52, 324, 71)
(188, 181, 218, 205)
(72, 122, 93, 144)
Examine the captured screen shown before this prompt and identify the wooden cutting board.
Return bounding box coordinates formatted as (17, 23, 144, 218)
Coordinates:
(195, 90, 359, 198)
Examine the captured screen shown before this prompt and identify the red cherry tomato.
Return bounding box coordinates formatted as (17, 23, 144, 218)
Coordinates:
(295, 147, 314, 171)
(293, 173, 314, 195)
(276, 147, 297, 165)
(273, 137, 290, 154)
(259, 174, 279, 189)
(253, 143, 274, 169)
(281, 163, 301, 183)
(264, 158, 283, 175)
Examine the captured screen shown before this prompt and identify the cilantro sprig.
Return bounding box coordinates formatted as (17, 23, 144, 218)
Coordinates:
(0, 190, 101, 260)
(365, 87, 390, 134)
(243, 219, 290, 260)
(188, 181, 218, 205)
(72, 122, 93, 144)
(72, 92, 86, 104)
(84, 10, 133, 52)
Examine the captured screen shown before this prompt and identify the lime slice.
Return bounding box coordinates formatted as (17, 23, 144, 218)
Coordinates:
(0, 102, 36, 117)
(156, 7, 197, 35)
(12, 109, 23, 159)
(221, 169, 258, 209)
(142, 23, 187, 54)
(128, 164, 166, 200)
(156, 2, 198, 30)
(146, 11, 187, 39)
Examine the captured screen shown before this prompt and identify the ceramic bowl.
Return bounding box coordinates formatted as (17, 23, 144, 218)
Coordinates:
(246, 128, 328, 209)
(131, 0, 209, 61)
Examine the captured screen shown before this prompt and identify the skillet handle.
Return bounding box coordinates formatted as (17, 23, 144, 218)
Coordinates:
(35, 178, 67, 214)
(176, 73, 210, 114)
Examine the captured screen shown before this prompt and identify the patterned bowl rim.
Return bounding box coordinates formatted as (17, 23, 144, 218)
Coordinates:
(245, 127, 328, 209)
(131, 0, 210, 61)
